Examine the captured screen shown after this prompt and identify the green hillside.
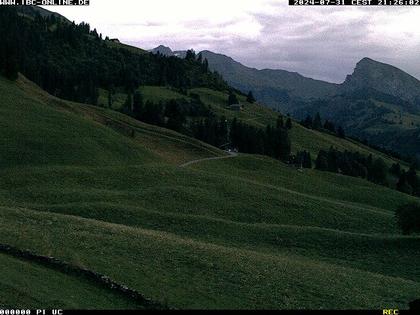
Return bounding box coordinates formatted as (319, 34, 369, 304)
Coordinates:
(0, 75, 419, 310)
(0, 76, 156, 168)
(98, 85, 404, 166)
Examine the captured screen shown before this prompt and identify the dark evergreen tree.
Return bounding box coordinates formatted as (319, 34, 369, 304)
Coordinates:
(4, 54, 18, 81)
(326, 147, 339, 173)
(369, 158, 388, 185)
(185, 49, 196, 62)
(302, 115, 313, 128)
(315, 150, 329, 171)
(296, 151, 312, 168)
(323, 120, 335, 133)
(304, 151, 312, 168)
(143, 101, 164, 126)
(228, 91, 239, 106)
(107, 89, 113, 108)
(203, 58, 209, 72)
(337, 126, 346, 138)
(397, 171, 413, 195)
(133, 91, 144, 119)
(278, 128, 291, 161)
(276, 115, 284, 129)
(246, 91, 256, 103)
(165, 99, 185, 132)
(121, 93, 133, 115)
(313, 112, 322, 130)
(217, 117, 229, 147)
(406, 165, 420, 196)
(395, 203, 420, 235)
(286, 117, 292, 130)
(390, 163, 402, 177)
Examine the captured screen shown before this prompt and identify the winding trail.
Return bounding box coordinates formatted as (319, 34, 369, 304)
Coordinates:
(180, 151, 238, 168)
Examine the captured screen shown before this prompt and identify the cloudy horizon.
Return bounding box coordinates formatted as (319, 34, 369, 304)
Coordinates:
(43, 0, 420, 83)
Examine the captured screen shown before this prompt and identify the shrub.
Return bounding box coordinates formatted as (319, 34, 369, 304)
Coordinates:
(395, 203, 420, 235)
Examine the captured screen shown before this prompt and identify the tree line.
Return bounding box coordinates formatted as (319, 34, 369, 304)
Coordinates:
(314, 146, 420, 197)
(391, 162, 420, 197)
(229, 117, 291, 161)
(315, 147, 388, 185)
(301, 113, 345, 138)
(0, 7, 228, 104)
(121, 91, 293, 162)
(301, 111, 416, 164)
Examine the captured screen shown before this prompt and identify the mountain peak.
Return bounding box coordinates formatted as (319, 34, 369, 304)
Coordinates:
(358, 57, 376, 64)
(342, 58, 420, 106)
(155, 45, 171, 50)
(150, 45, 174, 56)
(354, 57, 397, 71)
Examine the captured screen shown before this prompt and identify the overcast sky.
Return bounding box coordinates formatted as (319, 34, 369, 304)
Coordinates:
(43, 0, 420, 83)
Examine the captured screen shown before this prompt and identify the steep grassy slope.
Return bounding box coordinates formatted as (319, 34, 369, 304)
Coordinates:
(0, 76, 156, 167)
(0, 76, 419, 309)
(17, 76, 225, 165)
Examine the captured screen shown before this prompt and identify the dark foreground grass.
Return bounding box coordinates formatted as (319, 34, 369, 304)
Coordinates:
(0, 207, 419, 310)
(0, 253, 145, 309)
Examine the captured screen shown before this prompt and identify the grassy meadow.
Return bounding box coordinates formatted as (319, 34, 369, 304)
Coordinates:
(0, 75, 419, 309)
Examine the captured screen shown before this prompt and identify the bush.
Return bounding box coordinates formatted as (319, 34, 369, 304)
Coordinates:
(395, 203, 420, 235)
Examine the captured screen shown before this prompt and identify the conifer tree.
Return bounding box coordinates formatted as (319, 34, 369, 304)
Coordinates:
(302, 115, 313, 128)
(313, 112, 322, 130)
(277, 115, 284, 129)
(286, 117, 292, 130)
(133, 91, 144, 119)
(228, 91, 239, 105)
(246, 91, 256, 103)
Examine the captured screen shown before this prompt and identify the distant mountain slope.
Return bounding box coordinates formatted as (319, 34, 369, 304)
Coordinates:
(150, 46, 339, 111)
(199, 50, 339, 110)
(150, 45, 174, 56)
(297, 58, 420, 158)
(151, 46, 420, 157)
(341, 58, 420, 110)
(149, 45, 187, 58)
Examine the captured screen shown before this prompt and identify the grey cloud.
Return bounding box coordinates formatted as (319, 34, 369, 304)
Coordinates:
(127, 2, 420, 83)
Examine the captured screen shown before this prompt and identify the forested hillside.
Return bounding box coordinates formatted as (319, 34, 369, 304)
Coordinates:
(0, 6, 227, 105)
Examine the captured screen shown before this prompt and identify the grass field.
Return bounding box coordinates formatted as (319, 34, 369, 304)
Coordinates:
(0, 75, 419, 309)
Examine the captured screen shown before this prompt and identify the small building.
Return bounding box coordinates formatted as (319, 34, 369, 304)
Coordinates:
(229, 104, 242, 111)
(110, 38, 120, 43)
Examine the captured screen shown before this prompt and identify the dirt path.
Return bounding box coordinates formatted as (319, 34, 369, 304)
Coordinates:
(180, 152, 238, 168)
